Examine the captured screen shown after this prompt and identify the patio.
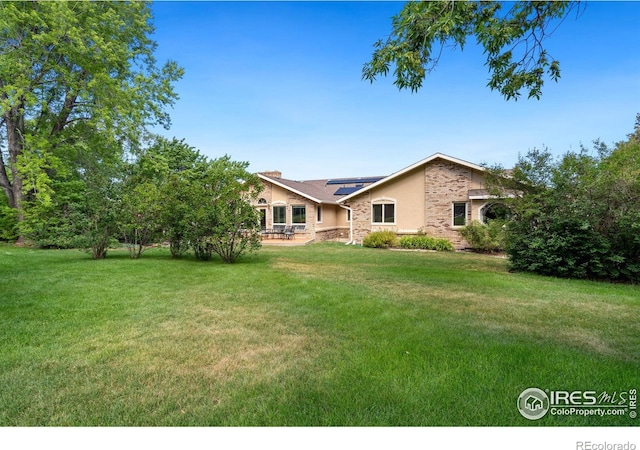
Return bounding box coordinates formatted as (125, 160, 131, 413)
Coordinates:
(260, 233, 314, 246)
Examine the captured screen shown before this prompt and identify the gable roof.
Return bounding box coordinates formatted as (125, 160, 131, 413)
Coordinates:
(258, 173, 328, 203)
(337, 152, 486, 203)
(257, 174, 385, 204)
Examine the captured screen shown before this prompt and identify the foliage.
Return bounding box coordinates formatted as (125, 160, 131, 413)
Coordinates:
(505, 216, 612, 279)
(459, 220, 505, 253)
(161, 175, 194, 258)
(363, 1, 580, 100)
(184, 156, 263, 263)
(364, 230, 454, 251)
(143, 136, 208, 258)
(398, 235, 454, 252)
(487, 115, 640, 282)
(363, 230, 398, 248)
(119, 182, 164, 258)
(17, 179, 85, 248)
(81, 164, 123, 260)
(0, 196, 18, 242)
(0, 1, 183, 238)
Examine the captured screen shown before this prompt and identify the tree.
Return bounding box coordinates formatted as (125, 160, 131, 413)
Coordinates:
(75, 134, 125, 260)
(486, 115, 640, 282)
(363, 1, 581, 100)
(131, 135, 208, 258)
(0, 1, 183, 240)
(185, 157, 263, 263)
(119, 181, 164, 259)
(117, 137, 262, 263)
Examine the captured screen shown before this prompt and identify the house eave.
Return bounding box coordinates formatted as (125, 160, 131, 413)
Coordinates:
(257, 173, 324, 204)
(338, 152, 486, 203)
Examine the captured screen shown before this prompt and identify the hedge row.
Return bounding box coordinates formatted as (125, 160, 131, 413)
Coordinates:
(362, 231, 454, 252)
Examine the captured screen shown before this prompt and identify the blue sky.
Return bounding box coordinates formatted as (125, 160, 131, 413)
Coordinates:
(150, 1, 640, 180)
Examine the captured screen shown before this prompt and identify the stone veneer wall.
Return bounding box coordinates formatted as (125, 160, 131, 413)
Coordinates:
(315, 227, 350, 242)
(423, 160, 471, 248)
(280, 191, 315, 239)
(348, 193, 372, 245)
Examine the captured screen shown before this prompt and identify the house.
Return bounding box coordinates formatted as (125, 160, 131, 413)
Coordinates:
(255, 153, 501, 248)
(255, 171, 384, 242)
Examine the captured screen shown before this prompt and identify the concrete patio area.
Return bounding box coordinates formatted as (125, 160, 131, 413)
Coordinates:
(260, 234, 315, 246)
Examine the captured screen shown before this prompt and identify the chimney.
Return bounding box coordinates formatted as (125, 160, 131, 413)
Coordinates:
(261, 170, 282, 178)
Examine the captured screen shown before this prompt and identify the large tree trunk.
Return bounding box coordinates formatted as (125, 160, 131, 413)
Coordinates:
(2, 107, 25, 208)
(1, 107, 27, 244)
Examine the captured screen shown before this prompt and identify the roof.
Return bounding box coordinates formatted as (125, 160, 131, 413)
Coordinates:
(257, 153, 487, 205)
(337, 153, 487, 203)
(257, 174, 385, 204)
(326, 177, 385, 185)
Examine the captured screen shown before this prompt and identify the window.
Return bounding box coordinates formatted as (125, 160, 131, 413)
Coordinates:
(453, 202, 467, 227)
(292, 205, 306, 230)
(480, 202, 510, 224)
(259, 209, 266, 229)
(272, 205, 286, 227)
(257, 198, 267, 205)
(346, 209, 351, 222)
(316, 205, 322, 223)
(372, 202, 395, 224)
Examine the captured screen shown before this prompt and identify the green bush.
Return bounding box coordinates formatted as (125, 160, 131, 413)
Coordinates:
(398, 235, 454, 252)
(459, 220, 505, 253)
(0, 204, 19, 242)
(485, 123, 640, 283)
(362, 230, 398, 249)
(506, 218, 612, 280)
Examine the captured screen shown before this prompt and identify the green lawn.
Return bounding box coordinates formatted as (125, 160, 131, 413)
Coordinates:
(0, 242, 638, 426)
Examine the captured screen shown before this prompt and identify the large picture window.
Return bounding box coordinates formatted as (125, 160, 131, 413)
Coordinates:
(453, 202, 467, 227)
(272, 205, 286, 227)
(372, 202, 395, 224)
(292, 205, 306, 230)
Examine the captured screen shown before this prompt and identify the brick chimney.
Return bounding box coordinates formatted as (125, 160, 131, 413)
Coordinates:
(261, 170, 282, 178)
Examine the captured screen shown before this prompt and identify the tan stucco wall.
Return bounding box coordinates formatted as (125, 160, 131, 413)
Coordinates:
(254, 180, 350, 242)
(344, 158, 487, 248)
(368, 167, 425, 233)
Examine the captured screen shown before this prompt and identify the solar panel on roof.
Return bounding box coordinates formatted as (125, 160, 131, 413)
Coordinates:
(334, 186, 363, 196)
(326, 177, 384, 185)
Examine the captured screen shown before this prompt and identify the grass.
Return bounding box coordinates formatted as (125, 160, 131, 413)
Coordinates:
(0, 242, 638, 426)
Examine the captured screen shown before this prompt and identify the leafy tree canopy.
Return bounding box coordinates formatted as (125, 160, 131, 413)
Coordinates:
(485, 114, 640, 282)
(0, 1, 183, 220)
(363, 1, 581, 100)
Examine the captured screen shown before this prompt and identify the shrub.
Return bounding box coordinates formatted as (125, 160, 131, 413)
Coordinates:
(193, 238, 214, 261)
(505, 218, 612, 280)
(362, 230, 398, 248)
(459, 220, 505, 253)
(485, 123, 640, 283)
(0, 204, 19, 242)
(398, 235, 454, 252)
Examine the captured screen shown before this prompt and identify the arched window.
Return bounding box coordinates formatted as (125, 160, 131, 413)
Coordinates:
(480, 202, 510, 224)
(257, 198, 267, 205)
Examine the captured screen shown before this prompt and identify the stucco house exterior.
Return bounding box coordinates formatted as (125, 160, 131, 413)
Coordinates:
(255, 171, 384, 242)
(255, 153, 500, 248)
